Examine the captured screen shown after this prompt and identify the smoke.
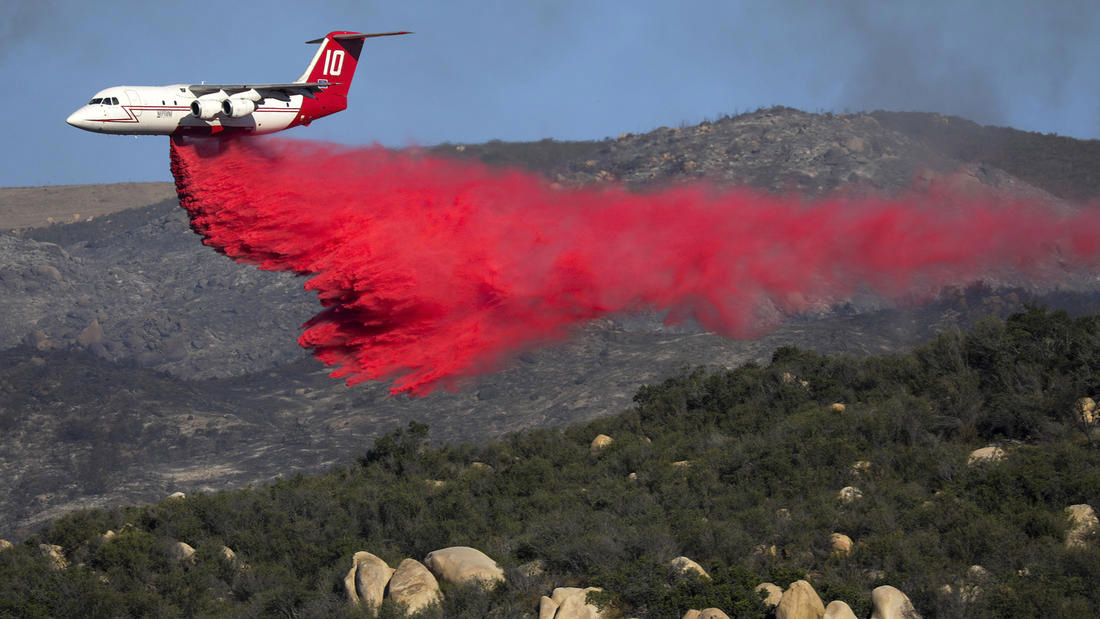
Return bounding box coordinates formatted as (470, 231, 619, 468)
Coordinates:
(170, 137, 1100, 395)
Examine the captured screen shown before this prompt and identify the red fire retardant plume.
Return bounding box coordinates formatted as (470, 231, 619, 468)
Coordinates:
(170, 137, 1100, 395)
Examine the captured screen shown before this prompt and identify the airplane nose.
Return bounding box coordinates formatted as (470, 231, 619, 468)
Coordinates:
(66, 109, 90, 130)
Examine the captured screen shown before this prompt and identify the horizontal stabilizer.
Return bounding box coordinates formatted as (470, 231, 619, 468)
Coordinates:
(305, 31, 412, 44)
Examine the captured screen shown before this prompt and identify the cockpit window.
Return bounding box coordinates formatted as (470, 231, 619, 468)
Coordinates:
(109, 97, 119, 105)
(89, 98, 103, 105)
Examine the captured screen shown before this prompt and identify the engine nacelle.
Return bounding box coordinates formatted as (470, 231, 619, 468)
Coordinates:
(190, 99, 223, 120)
(221, 98, 258, 118)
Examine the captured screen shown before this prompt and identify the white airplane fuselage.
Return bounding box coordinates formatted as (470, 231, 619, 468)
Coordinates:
(66, 30, 410, 138)
(67, 85, 307, 136)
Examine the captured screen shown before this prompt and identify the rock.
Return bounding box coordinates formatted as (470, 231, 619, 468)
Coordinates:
(33, 264, 63, 283)
(829, 402, 846, 412)
(39, 544, 68, 570)
(387, 558, 441, 614)
(669, 556, 710, 579)
(870, 585, 921, 619)
(168, 541, 195, 564)
(1066, 504, 1099, 548)
(838, 486, 863, 503)
(24, 329, 51, 351)
(166, 491, 186, 500)
(0, 539, 12, 552)
(823, 600, 858, 619)
(755, 582, 783, 607)
(553, 586, 604, 619)
(219, 546, 237, 563)
(850, 460, 871, 477)
(698, 609, 729, 619)
(468, 461, 493, 472)
(343, 551, 393, 608)
(752, 544, 778, 558)
(96, 530, 117, 544)
(967, 446, 1005, 466)
(830, 533, 853, 556)
(423, 546, 504, 586)
(590, 434, 613, 452)
(776, 580, 825, 619)
(844, 137, 866, 152)
(671, 460, 692, 468)
(77, 319, 104, 347)
(1074, 397, 1097, 425)
(540, 595, 559, 619)
(776, 508, 792, 522)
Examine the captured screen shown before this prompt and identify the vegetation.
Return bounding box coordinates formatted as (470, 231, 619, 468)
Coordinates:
(2, 306, 1099, 618)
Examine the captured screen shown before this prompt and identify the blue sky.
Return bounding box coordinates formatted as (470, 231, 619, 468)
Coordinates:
(3, 1, 1099, 187)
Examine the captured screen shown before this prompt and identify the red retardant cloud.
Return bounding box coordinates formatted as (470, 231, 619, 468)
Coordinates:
(170, 137, 1100, 395)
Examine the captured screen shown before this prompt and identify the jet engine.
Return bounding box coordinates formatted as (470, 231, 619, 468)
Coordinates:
(190, 99, 223, 120)
(222, 98, 258, 118)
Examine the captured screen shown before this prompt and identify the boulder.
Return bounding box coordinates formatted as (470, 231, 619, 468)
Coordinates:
(0, 539, 12, 552)
(97, 530, 117, 544)
(168, 541, 195, 564)
(590, 434, 613, 452)
(77, 319, 104, 347)
(166, 492, 186, 500)
(343, 551, 393, 608)
(553, 586, 604, 619)
(829, 402, 846, 412)
(669, 556, 710, 579)
(755, 582, 783, 607)
(698, 609, 729, 619)
(838, 486, 863, 503)
(1066, 504, 1099, 548)
(850, 460, 872, 477)
(776, 580, 824, 619)
(1074, 397, 1097, 425)
(823, 600, 858, 619)
(967, 446, 1005, 466)
(830, 533, 853, 556)
(870, 585, 921, 619)
(387, 558, 441, 614)
(423, 546, 504, 586)
(39, 544, 68, 570)
(540, 595, 559, 619)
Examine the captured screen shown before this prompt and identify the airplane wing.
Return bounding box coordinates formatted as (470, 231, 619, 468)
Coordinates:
(186, 83, 335, 98)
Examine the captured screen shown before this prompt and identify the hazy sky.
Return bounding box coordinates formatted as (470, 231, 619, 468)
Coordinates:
(3, 1, 1099, 187)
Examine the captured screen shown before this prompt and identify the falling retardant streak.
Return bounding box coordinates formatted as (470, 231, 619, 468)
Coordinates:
(170, 137, 1100, 395)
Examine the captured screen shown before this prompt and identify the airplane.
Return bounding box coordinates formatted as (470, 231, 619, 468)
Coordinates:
(66, 30, 410, 137)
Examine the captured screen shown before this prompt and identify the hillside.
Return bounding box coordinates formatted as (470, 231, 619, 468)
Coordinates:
(2, 308, 1098, 618)
(2, 107, 1100, 538)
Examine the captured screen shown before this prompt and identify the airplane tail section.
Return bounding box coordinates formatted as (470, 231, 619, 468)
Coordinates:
(296, 31, 411, 99)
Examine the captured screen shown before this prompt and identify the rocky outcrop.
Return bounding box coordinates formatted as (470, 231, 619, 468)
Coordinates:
(870, 585, 921, 619)
(823, 600, 858, 619)
(776, 580, 825, 619)
(387, 558, 442, 614)
(1066, 504, 1098, 549)
(967, 446, 1005, 466)
(344, 551, 394, 609)
(683, 609, 729, 619)
(669, 556, 710, 579)
(1074, 397, 1097, 425)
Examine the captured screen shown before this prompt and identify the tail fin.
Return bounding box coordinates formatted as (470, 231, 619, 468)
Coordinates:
(296, 31, 411, 99)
